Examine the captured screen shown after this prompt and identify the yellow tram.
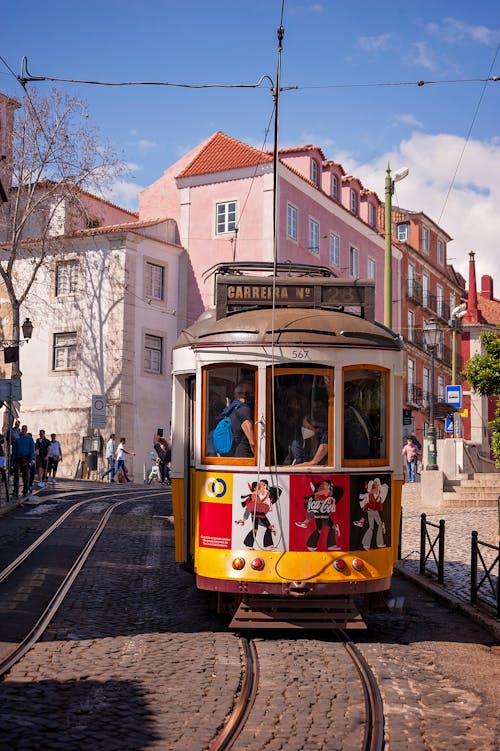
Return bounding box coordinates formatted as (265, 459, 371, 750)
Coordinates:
(170, 263, 405, 628)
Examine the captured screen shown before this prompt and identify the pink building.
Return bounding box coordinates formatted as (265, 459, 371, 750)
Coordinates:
(140, 132, 396, 328)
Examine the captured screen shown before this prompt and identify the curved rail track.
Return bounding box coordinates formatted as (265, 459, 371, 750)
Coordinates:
(209, 631, 384, 751)
(0, 487, 165, 678)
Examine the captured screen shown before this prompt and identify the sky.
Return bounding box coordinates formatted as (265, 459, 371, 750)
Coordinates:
(2, 0, 499, 286)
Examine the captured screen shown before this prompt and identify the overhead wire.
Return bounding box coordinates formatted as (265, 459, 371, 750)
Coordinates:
(437, 42, 500, 227)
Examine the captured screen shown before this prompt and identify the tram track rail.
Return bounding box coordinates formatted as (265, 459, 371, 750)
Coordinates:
(209, 629, 384, 751)
(0, 487, 166, 679)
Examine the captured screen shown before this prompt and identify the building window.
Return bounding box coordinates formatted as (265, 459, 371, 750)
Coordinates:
(423, 367, 430, 407)
(145, 261, 165, 301)
(367, 257, 376, 280)
(331, 174, 339, 200)
(438, 375, 445, 402)
(437, 238, 444, 265)
(308, 218, 319, 254)
(422, 273, 429, 308)
(144, 334, 163, 374)
(349, 246, 359, 278)
(329, 233, 340, 266)
(55, 260, 79, 296)
(216, 201, 237, 234)
(407, 358, 416, 402)
(310, 159, 319, 185)
(53, 332, 77, 371)
(407, 262, 415, 297)
(407, 310, 414, 342)
(436, 284, 443, 317)
(397, 222, 409, 242)
(421, 225, 430, 252)
(287, 203, 298, 241)
(350, 189, 358, 215)
(368, 203, 376, 228)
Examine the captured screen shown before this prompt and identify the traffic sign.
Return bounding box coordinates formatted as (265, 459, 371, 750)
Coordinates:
(91, 394, 106, 429)
(445, 416, 454, 433)
(0, 379, 22, 401)
(446, 385, 462, 408)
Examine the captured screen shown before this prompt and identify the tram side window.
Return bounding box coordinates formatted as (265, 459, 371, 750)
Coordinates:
(343, 369, 387, 461)
(204, 366, 256, 460)
(269, 371, 331, 466)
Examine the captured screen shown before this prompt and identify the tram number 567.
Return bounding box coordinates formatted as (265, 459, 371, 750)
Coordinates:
(292, 349, 310, 360)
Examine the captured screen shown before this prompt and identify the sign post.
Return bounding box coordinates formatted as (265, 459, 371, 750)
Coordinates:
(91, 395, 106, 430)
(445, 385, 462, 410)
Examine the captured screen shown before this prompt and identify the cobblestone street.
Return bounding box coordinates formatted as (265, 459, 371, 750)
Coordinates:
(399, 482, 499, 633)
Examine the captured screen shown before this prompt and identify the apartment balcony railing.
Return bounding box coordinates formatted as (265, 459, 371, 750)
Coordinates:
(407, 280, 422, 305)
(406, 282, 451, 323)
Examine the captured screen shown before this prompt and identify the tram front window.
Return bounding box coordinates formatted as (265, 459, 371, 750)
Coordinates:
(269, 370, 331, 466)
(343, 368, 387, 462)
(204, 366, 256, 461)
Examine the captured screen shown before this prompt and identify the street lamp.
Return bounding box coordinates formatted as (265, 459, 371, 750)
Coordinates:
(384, 165, 409, 329)
(423, 318, 442, 470)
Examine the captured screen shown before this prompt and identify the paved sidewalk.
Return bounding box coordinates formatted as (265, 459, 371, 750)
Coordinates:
(398, 481, 500, 640)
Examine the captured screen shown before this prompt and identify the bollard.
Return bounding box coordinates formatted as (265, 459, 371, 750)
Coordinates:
(438, 519, 445, 584)
(470, 530, 478, 606)
(419, 513, 426, 575)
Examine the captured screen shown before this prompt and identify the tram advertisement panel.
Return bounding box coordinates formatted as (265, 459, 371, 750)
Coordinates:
(196, 472, 391, 552)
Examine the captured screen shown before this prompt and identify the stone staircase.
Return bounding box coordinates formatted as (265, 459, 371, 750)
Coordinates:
(443, 473, 500, 508)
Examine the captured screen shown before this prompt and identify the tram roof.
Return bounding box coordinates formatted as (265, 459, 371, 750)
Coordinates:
(174, 306, 403, 351)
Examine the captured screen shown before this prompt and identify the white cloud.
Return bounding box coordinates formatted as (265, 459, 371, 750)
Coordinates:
(356, 33, 393, 52)
(105, 179, 142, 212)
(136, 139, 158, 151)
(428, 18, 500, 46)
(349, 132, 500, 285)
(392, 113, 424, 129)
(409, 41, 438, 71)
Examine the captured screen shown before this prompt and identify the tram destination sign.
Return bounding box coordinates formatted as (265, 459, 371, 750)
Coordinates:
(216, 276, 375, 321)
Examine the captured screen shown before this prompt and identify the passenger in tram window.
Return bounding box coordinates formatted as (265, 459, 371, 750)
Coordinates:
(344, 381, 375, 459)
(229, 381, 255, 457)
(279, 389, 318, 464)
(294, 430, 328, 467)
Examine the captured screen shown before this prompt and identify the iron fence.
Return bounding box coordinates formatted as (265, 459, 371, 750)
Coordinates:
(470, 530, 500, 617)
(419, 513, 445, 584)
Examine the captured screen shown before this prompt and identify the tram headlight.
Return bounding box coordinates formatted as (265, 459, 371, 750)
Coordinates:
(250, 558, 265, 571)
(333, 559, 348, 573)
(232, 557, 246, 571)
(352, 558, 365, 572)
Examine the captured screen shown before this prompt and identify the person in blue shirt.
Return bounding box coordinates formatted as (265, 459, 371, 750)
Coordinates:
(12, 425, 36, 498)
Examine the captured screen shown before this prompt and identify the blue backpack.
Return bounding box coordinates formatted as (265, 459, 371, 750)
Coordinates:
(212, 401, 239, 455)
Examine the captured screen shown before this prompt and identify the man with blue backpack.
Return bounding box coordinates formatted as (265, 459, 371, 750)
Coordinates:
(212, 381, 255, 457)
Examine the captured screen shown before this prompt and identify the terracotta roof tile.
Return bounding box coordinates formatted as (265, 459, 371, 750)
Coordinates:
(177, 131, 272, 178)
(478, 295, 500, 325)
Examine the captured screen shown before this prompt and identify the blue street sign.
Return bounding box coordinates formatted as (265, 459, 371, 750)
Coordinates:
(446, 385, 462, 408)
(445, 416, 454, 433)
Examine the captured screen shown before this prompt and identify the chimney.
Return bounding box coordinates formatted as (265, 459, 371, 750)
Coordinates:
(463, 251, 484, 324)
(481, 275, 494, 301)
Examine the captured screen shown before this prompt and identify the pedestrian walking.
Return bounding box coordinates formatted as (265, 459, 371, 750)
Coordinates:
(402, 436, 419, 483)
(47, 434, 63, 483)
(12, 425, 35, 498)
(115, 437, 135, 483)
(102, 433, 117, 482)
(35, 429, 51, 488)
(0, 433, 8, 502)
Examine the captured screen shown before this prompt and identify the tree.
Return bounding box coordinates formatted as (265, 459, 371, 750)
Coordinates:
(463, 330, 500, 464)
(0, 88, 125, 419)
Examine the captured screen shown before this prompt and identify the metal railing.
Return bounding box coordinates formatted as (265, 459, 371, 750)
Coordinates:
(471, 530, 500, 617)
(419, 513, 445, 584)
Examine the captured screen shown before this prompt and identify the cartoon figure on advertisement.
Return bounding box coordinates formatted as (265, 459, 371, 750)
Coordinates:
(357, 477, 388, 550)
(295, 479, 344, 551)
(235, 479, 282, 549)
